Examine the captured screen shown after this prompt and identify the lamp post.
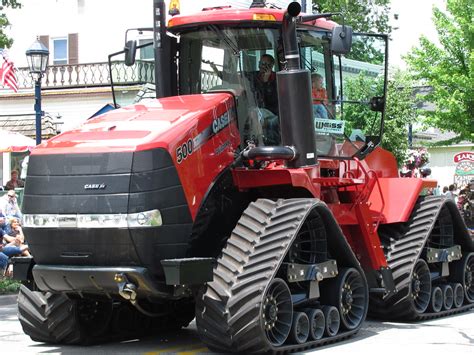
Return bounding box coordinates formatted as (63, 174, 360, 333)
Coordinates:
(26, 39, 49, 145)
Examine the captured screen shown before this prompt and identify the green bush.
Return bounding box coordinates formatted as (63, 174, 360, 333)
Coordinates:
(0, 279, 21, 294)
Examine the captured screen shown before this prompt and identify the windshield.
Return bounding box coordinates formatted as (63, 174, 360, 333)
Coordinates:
(179, 27, 282, 146)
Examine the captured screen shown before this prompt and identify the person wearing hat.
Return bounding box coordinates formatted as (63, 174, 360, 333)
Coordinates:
(0, 190, 22, 221)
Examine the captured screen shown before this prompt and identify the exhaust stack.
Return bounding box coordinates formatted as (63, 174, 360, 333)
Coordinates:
(277, 2, 316, 168)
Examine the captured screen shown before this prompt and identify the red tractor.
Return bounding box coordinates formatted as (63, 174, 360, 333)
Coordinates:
(14, 1, 473, 353)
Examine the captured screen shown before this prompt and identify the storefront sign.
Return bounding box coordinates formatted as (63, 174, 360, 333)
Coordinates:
(454, 151, 474, 187)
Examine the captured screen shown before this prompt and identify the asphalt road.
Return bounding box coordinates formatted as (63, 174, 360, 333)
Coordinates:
(0, 294, 473, 355)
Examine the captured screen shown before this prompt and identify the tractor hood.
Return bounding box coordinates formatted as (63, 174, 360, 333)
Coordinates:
(32, 93, 234, 155)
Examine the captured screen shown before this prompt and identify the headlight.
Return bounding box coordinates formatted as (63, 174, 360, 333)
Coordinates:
(23, 209, 162, 229)
(127, 210, 162, 228)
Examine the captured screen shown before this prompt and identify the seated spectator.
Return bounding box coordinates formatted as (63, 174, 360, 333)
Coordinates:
(311, 73, 328, 119)
(5, 170, 24, 190)
(0, 251, 8, 279)
(0, 190, 22, 220)
(2, 217, 30, 257)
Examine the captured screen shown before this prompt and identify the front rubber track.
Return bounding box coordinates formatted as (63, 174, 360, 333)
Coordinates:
(17, 285, 82, 344)
(196, 198, 365, 353)
(370, 196, 474, 320)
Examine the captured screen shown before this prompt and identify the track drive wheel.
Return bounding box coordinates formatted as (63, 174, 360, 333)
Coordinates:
(321, 267, 367, 330)
(451, 252, 474, 303)
(17, 285, 112, 344)
(262, 278, 293, 347)
(410, 259, 432, 314)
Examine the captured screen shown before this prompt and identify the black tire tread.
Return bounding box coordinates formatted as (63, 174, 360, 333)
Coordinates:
(370, 196, 474, 320)
(196, 198, 365, 353)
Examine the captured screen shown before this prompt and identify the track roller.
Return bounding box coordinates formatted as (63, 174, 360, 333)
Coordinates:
(411, 259, 432, 314)
(289, 312, 310, 344)
(322, 305, 340, 337)
(440, 284, 453, 310)
(321, 267, 367, 330)
(262, 278, 293, 347)
(451, 283, 464, 308)
(305, 308, 325, 340)
(429, 286, 443, 313)
(451, 252, 474, 303)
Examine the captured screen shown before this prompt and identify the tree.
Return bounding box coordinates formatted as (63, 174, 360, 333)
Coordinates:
(313, 1, 391, 65)
(405, 0, 473, 144)
(313, 0, 392, 34)
(0, 0, 21, 49)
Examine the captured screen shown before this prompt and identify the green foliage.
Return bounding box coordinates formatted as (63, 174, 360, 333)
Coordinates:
(344, 70, 417, 166)
(0, 0, 21, 49)
(0, 278, 20, 294)
(313, 0, 392, 34)
(405, 0, 473, 143)
(313, 1, 390, 65)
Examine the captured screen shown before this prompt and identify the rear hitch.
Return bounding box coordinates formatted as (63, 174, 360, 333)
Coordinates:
(114, 273, 168, 318)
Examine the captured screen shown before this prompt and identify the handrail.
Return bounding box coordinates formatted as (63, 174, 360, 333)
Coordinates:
(367, 170, 385, 232)
(345, 158, 385, 231)
(5, 60, 155, 90)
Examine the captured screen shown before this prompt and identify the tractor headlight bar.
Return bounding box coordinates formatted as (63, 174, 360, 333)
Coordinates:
(23, 209, 162, 229)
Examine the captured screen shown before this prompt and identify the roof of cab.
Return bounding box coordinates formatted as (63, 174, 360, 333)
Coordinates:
(167, 7, 336, 31)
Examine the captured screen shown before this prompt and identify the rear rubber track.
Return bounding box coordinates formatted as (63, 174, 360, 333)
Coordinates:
(370, 196, 474, 320)
(196, 198, 362, 353)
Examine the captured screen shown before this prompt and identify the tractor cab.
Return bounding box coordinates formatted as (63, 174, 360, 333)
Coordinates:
(111, 6, 388, 162)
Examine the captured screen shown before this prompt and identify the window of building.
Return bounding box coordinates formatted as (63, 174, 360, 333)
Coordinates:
(53, 38, 68, 65)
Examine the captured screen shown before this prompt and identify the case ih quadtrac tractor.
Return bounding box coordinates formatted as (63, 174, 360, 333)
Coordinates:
(14, 1, 473, 353)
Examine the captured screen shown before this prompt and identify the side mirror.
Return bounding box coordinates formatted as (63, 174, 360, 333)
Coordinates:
(331, 25, 352, 55)
(369, 96, 385, 112)
(124, 40, 137, 66)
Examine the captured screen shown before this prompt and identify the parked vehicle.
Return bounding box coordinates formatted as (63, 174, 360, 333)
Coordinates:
(13, 1, 473, 353)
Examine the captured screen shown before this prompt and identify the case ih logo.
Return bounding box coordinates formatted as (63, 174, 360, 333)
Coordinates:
(453, 151, 473, 163)
(84, 184, 106, 190)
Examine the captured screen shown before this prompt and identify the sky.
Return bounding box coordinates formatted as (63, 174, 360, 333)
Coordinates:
(388, 0, 445, 68)
(180, 0, 446, 68)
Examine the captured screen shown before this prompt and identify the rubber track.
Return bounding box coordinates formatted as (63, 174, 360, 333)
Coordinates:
(17, 285, 82, 344)
(370, 196, 474, 320)
(196, 198, 362, 353)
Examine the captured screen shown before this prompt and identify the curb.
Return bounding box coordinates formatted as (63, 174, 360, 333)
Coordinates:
(0, 293, 18, 306)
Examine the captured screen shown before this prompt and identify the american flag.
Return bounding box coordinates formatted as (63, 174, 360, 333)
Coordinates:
(0, 49, 19, 93)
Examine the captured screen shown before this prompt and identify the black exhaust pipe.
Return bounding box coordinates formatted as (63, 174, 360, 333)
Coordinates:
(277, 2, 316, 168)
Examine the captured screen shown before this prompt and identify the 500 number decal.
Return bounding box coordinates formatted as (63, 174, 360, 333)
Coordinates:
(176, 139, 194, 164)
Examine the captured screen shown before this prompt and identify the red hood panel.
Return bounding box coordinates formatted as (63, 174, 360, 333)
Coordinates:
(32, 94, 234, 155)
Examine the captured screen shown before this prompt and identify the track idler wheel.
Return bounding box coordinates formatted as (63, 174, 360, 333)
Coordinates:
(322, 306, 340, 337)
(440, 284, 454, 310)
(451, 283, 464, 308)
(411, 259, 432, 314)
(451, 252, 474, 303)
(305, 308, 325, 340)
(321, 267, 367, 330)
(429, 286, 443, 313)
(289, 312, 310, 344)
(261, 278, 293, 347)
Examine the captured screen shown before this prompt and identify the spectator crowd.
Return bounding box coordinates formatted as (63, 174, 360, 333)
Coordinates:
(0, 171, 28, 279)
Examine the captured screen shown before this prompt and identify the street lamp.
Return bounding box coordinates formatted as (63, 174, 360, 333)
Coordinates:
(26, 38, 49, 145)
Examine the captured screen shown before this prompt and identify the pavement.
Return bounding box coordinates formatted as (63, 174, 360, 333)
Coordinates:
(0, 293, 17, 306)
(0, 293, 472, 354)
